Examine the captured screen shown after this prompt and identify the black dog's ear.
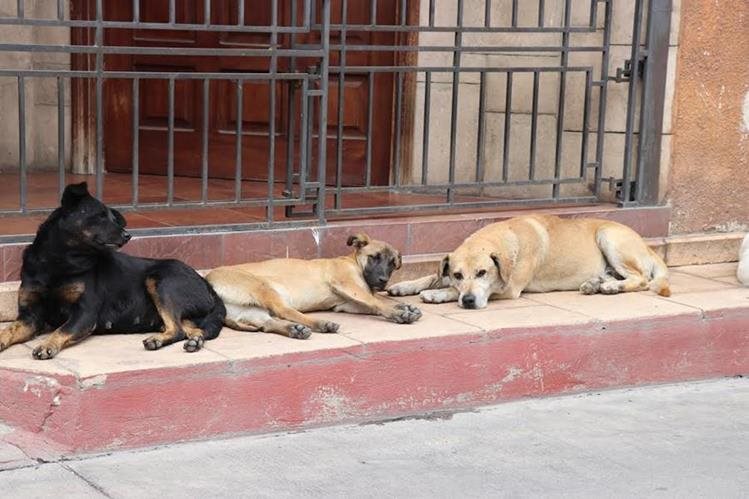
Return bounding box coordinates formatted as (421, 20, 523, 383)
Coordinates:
(440, 255, 450, 278)
(110, 208, 127, 228)
(347, 233, 371, 249)
(61, 182, 89, 209)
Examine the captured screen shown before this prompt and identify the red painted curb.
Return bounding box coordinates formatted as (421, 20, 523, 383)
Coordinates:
(0, 306, 746, 455)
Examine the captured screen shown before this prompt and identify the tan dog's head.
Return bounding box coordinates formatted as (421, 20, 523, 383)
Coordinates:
(441, 246, 514, 309)
(347, 233, 402, 292)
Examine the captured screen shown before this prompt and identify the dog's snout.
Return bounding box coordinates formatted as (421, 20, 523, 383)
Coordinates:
(377, 277, 389, 286)
(122, 231, 132, 242)
(461, 294, 477, 309)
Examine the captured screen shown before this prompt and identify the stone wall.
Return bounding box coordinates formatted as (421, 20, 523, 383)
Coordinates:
(0, 1, 71, 171)
(406, 0, 680, 202)
(667, 0, 749, 234)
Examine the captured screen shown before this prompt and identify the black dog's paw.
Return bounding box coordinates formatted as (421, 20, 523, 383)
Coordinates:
(287, 324, 312, 340)
(317, 321, 340, 334)
(32, 344, 59, 360)
(143, 336, 164, 351)
(391, 303, 422, 324)
(183, 336, 204, 353)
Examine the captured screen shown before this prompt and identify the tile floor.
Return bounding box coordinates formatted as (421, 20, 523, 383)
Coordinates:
(0, 263, 745, 379)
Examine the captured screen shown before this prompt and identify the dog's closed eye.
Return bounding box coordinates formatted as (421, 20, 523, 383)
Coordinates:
(476, 269, 487, 278)
(453, 272, 463, 280)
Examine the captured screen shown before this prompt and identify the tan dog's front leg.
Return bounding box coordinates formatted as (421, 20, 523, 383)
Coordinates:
(387, 274, 445, 297)
(332, 283, 422, 324)
(419, 287, 460, 304)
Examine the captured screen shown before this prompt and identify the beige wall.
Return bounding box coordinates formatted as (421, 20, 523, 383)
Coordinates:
(406, 0, 679, 201)
(667, 0, 749, 234)
(0, 0, 71, 171)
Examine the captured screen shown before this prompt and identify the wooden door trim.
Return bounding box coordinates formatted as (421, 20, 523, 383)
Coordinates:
(70, 0, 96, 175)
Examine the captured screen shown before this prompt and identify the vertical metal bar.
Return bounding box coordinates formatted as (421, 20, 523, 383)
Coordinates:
(447, 0, 464, 203)
(285, 0, 298, 194)
(234, 79, 243, 202)
(529, 71, 539, 180)
(502, 72, 513, 183)
(132, 78, 139, 206)
(133, 0, 140, 23)
(204, 0, 211, 25)
(298, 79, 309, 191)
(18, 76, 26, 212)
(167, 78, 175, 205)
(57, 77, 66, 197)
(580, 70, 592, 178)
(428, 0, 435, 26)
(589, 0, 598, 29)
(58, 0, 65, 21)
(538, 0, 545, 28)
(238, 0, 245, 26)
(95, 0, 104, 200)
(636, 0, 673, 205)
(421, 71, 431, 185)
(335, 0, 347, 208)
(511, 0, 518, 27)
(16, 0, 23, 19)
(621, 0, 645, 204)
(552, 0, 571, 199)
(370, 0, 377, 25)
(475, 0, 491, 185)
(316, 0, 331, 223)
(593, 0, 612, 197)
(201, 79, 209, 204)
(365, 71, 374, 186)
(169, 0, 176, 24)
(267, 0, 278, 222)
(393, 71, 404, 186)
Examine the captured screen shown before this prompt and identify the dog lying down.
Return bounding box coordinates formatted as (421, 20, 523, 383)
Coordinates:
(388, 214, 670, 309)
(206, 234, 422, 339)
(738, 234, 749, 286)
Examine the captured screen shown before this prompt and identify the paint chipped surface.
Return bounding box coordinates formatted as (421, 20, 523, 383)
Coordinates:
(22, 376, 60, 397)
(80, 374, 108, 390)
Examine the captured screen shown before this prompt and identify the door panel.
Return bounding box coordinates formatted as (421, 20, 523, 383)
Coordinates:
(100, 0, 397, 187)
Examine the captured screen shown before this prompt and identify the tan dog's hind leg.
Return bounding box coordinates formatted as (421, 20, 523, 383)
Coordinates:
(596, 226, 652, 295)
(332, 283, 422, 324)
(225, 304, 312, 339)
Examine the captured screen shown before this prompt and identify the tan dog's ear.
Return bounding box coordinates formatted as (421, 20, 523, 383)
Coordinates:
(347, 233, 371, 249)
(440, 255, 450, 278)
(490, 251, 513, 284)
(394, 252, 402, 270)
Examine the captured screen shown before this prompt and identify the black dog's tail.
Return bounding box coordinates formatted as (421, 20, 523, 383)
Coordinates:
(197, 284, 226, 341)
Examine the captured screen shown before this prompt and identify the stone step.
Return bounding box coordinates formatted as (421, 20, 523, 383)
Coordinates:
(0, 263, 747, 458)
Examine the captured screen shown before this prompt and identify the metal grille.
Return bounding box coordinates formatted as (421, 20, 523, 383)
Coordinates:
(0, 0, 671, 231)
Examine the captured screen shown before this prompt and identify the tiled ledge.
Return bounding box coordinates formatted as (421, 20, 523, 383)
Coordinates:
(0, 263, 746, 457)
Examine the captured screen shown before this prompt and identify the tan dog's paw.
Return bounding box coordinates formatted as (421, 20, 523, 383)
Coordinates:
(390, 303, 422, 324)
(579, 278, 602, 295)
(419, 289, 454, 304)
(287, 324, 312, 340)
(316, 321, 340, 334)
(32, 344, 59, 360)
(599, 280, 622, 295)
(387, 282, 418, 297)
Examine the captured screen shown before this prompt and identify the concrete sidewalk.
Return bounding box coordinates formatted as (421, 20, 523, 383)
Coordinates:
(1, 377, 747, 498)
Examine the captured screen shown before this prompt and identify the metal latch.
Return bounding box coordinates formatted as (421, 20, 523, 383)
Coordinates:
(610, 54, 647, 83)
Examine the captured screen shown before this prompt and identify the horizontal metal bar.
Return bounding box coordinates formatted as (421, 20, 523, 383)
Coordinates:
(0, 70, 318, 80)
(0, 18, 313, 33)
(321, 44, 606, 53)
(329, 66, 594, 74)
(0, 44, 324, 58)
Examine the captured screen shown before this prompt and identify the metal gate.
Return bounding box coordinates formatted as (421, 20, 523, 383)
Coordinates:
(0, 0, 672, 230)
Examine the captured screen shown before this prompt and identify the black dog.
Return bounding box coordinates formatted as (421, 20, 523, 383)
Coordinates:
(0, 182, 226, 359)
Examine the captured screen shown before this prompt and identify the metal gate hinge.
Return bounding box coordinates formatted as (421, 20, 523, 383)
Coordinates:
(610, 53, 647, 83)
(603, 177, 637, 203)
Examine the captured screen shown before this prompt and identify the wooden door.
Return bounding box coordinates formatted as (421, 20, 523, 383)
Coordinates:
(99, 0, 396, 186)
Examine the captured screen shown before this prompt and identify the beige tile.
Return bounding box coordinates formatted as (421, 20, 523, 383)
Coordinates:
(449, 304, 592, 331)
(667, 271, 735, 294)
(0, 341, 74, 376)
(714, 275, 744, 287)
(660, 288, 749, 313)
(312, 309, 481, 344)
(204, 327, 361, 361)
(527, 291, 700, 321)
(25, 333, 228, 378)
(674, 263, 739, 279)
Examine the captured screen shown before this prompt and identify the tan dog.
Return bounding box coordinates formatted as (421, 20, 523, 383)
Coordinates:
(206, 234, 422, 339)
(388, 214, 670, 309)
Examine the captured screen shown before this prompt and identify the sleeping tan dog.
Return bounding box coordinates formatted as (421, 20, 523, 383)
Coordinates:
(388, 214, 670, 309)
(206, 234, 422, 339)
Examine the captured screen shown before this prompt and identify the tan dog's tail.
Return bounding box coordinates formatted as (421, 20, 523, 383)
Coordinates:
(648, 248, 671, 297)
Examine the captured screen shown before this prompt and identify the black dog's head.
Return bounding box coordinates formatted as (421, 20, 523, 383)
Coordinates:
(347, 233, 402, 292)
(55, 182, 131, 251)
